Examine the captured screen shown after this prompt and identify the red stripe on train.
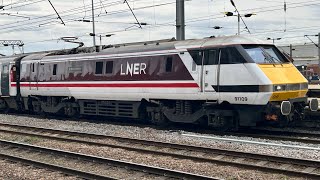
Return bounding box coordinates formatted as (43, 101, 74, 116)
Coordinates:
(11, 83, 199, 88)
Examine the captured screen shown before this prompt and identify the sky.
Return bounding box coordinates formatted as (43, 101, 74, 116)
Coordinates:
(0, 0, 319, 55)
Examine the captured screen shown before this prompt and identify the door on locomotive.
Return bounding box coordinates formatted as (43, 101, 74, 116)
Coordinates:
(1, 63, 10, 96)
(29, 62, 39, 90)
(202, 49, 219, 92)
(189, 49, 219, 93)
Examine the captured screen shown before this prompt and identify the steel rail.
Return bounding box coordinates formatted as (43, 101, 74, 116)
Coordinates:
(197, 128, 320, 145)
(182, 133, 320, 150)
(192, 131, 320, 144)
(221, 131, 320, 145)
(0, 139, 218, 180)
(0, 122, 319, 179)
(2, 121, 319, 143)
(245, 127, 320, 137)
(2, 118, 320, 144)
(0, 152, 116, 180)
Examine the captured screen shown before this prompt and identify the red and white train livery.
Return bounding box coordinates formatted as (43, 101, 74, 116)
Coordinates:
(0, 35, 318, 130)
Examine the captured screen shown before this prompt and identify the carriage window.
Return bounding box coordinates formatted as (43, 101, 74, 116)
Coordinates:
(53, 64, 57, 75)
(31, 63, 35, 72)
(2, 65, 8, 73)
(220, 47, 245, 64)
(189, 50, 202, 65)
(95, 61, 103, 74)
(166, 57, 173, 72)
(105, 61, 113, 74)
(21, 64, 27, 73)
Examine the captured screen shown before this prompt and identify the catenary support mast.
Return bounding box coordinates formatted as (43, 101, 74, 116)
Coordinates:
(318, 32, 320, 65)
(176, 0, 185, 41)
(91, 0, 96, 46)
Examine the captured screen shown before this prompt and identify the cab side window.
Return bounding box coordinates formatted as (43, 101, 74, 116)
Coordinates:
(204, 49, 218, 65)
(220, 47, 245, 64)
(189, 49, 218, 66)
(189, 50, 202, 65)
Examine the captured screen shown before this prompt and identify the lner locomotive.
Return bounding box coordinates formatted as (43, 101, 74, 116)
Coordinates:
(0, 35, 318, 130)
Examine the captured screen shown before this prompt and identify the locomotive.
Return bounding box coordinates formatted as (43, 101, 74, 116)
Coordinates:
(0, 35, 318, 130)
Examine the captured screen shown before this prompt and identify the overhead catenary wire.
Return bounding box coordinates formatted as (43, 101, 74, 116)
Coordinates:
(47, 0, 65, 25)
(1, 0, 319, 49)
(2, 0, 46, 10)
(0, 0, 142, 29)
(305, 35, 319, 48)
(3, 0, 317, 23)
(123, 0, 142, 28)
(181, 0, 320, 26)
(1, 0, 317, 33)
(0, 0, 176, 33)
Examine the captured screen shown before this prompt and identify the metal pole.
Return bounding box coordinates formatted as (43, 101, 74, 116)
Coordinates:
(318, 32, 320, 66)
(237, 13, 240, 35)
(289, 44, 293, 59)
(91, 0, 96, 46)
(99, 35, 102, 46)
(176, 0, 185, 40)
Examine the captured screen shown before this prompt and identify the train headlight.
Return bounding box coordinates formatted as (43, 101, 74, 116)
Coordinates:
(274, 85, 286, 92)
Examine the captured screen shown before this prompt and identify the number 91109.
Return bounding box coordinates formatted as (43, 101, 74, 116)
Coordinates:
(235, 97, 248, 102)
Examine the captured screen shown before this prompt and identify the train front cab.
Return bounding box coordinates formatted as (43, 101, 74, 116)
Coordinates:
(240, 44, 318, 126)
(182, 41, 318, 129)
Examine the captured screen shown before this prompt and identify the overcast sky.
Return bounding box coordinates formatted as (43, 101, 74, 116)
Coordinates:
(0, 0, 319, 55)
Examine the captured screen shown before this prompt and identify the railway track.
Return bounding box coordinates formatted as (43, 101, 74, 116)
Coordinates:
(211, 129, 320, 145)
(0, 122, 320, 179)
(0, 139, 215, 180)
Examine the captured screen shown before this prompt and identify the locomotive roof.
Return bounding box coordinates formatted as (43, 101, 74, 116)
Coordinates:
(0, 54, 26, 64)
(15, 35, 271, 62)
(175, 35, 271, 48)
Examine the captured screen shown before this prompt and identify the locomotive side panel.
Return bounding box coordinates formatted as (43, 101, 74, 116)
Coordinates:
(19, 53, 202, 101)
(20, 60, 72, 97)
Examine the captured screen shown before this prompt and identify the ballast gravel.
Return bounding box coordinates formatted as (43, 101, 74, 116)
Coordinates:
(0, 159, 79, 180)
(0, 114, 319, 179)
(0, 133, 299, 180)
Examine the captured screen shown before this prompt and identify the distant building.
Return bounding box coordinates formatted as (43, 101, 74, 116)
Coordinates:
(279, 44, 319, 66)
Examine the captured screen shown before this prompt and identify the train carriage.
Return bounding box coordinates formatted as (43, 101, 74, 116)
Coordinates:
(0, 35, 318, 130)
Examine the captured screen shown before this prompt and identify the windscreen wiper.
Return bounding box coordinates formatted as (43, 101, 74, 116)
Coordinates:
(261, 48, 276, 64)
